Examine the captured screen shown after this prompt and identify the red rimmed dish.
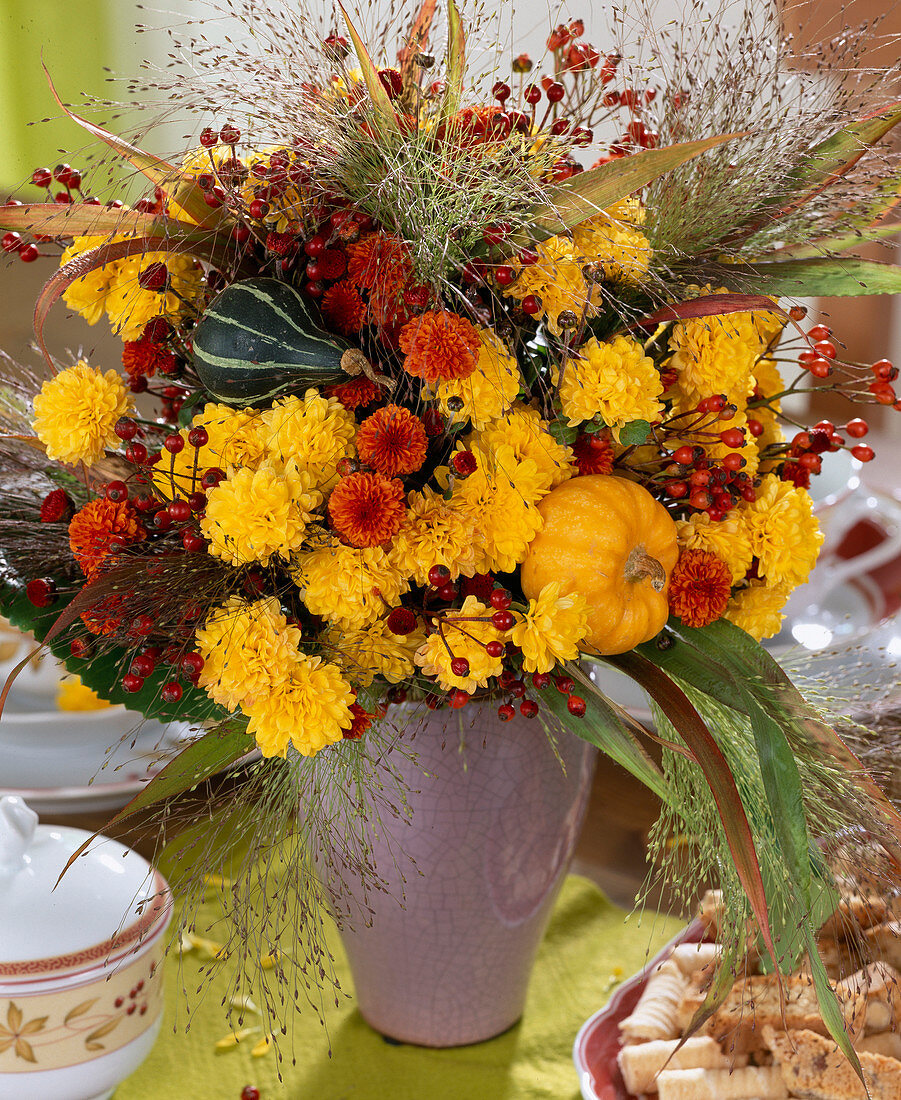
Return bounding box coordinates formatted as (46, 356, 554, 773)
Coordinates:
(573, 920, 705, 1100)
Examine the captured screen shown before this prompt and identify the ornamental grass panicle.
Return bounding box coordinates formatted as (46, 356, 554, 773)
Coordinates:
(201, 462, 322, 566)
(502, 235, 592, 336)
(414, 595, 507, 693)
(33, 360, 130, 467)
(510, 581, 589, 674)
(559, 336, 663, 437)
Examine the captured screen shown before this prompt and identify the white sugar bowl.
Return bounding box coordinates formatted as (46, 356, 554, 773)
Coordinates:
(0, 796, 172, 1100)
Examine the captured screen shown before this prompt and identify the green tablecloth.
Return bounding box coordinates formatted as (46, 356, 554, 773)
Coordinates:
(116, 875, 682, 1100)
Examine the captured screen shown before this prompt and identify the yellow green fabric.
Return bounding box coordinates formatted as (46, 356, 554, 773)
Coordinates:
(117, 875, 682, 1100)
(0, 1, 113, 190)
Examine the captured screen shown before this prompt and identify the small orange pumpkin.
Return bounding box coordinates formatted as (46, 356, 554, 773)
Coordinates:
(521, 475, 679, 655)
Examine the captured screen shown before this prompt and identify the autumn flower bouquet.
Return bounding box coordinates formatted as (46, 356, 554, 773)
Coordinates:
(1, 0, 901, 1065)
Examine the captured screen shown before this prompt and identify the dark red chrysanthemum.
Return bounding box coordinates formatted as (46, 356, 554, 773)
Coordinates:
(321, 280, 367, 335)
(325, 376, 382, 410)
(344, 702, 374, 741)
(572, 432, 615, 476)
(668, 549, 732, 628)
(461, 573, 496, 600)
(122, 336, 177, 384)
(356, 405, 428, 477)
(398, 310, 480, 383)
(40, 488, 75, 523)
(328, 471, 406, 548)
(781, 460, 810, 490)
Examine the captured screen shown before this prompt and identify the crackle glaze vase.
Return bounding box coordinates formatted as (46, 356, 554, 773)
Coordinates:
(319, 704, 597, 1047)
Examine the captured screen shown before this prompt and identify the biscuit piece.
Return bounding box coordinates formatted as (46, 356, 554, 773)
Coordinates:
(655, 1064, 788, 1099)
(764, 1025, 901, 1099)
(865, 922, 901, 971)
(619, 960, 689, 1042)
(669, 942, 722, 978)
(617, 1036, 738, 1094)
(857, 1032, 901, 1060)
(707, 974, 866, 1054)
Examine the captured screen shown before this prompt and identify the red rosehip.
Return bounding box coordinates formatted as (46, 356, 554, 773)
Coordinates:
(199, 127, 218, 147)
(386, 607, 417, 635)
(492, 80, 511, 103)
(26, 577, 57, 607)
(182, 531, 206, 553)
(567, 694, 587, 717)
(219, 123, 241, 145)
(201, 467, 226, 489)
(520, 699, 539, 718)
(498, 703, 516, 721)
(672, 445, 696, 466)
(130, 654, 156, 678)
(168, 500, 191, 522)
(437, 583, 457, 601)
(485, 640, 505, 658)
(122, 673, 144, 693)
(545, 81, 565, 103)
(719, 427, 745, 449)
(161, 680, 183, 703)
(521, 294, 541, 315)
(188, 427, 209, 448)
(531, 672, 551, 690)
(180, 652, 204, 677)
(448, 688, 470, 709)
(18, 243, 40, 262)
(851, 444, 875, 462)
(427, 564, 451, 588)
(31, 167, 52, 188)
(163, 433, 185, 454)
(846, 418, 869, 438)
(105, 480, 129, 503)
(1, 232, 21, 253)
(491, 610, 515, 631)
(450, 657, 470, 677)
(555, 675, 575, 694)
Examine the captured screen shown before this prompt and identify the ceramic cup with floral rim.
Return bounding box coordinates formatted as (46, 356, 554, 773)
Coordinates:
(0, 796, 172, 1100)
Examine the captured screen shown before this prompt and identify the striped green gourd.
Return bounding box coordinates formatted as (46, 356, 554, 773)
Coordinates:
(192, 277, 356, 405)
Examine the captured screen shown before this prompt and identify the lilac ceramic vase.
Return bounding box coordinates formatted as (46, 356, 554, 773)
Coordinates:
(325, 704, 597, 1047)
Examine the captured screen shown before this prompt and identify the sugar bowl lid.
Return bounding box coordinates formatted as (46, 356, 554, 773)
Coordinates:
(0, 795, 171, 982)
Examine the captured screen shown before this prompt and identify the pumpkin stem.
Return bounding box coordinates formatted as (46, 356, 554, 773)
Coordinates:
(340, 348, 395, 390)
(623, 547, 667, 592)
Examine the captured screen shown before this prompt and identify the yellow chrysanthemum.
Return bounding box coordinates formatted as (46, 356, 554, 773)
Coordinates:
(725, 581, 792, 641)
(201, 462, 322, 567)
(473, 403, 575, 493)
(56, 676, 112, 712)
(430, 328, 521, 429)
(676, 511, 753, 585)
(750, 358, 786, 455)
(571, 200, 652, 283)
(322, 619, 424, 686)
(60, 234, 204, 343)
(153, 403, 269, 499)
(414, 595, 506, 693)
(667, 299, 772, 410)
(448, 443, 545, 574)
(194, 596, 303, 711)
(510, 581, 590, 674)
(502, 235, 593, 335)
(559, 335, 663, 438)
(33, 360, 130, 467)
(244, 655, 355, 758)
(738, 475, 823, 588)
(260, 391, 357, 492)
(390, 487, 479, 584)
(294, 543, 409, 628)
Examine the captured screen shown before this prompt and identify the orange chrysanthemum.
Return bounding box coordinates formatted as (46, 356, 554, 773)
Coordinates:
(668, 549, 732, 628)
(328, 471, 406, 548)
(326, 376, 383, 410)
(356, 405, 428, 477)
(69, 499, 146, 578)
(572, 432, 615, 476)
(321, 280, 367, 335)
(781, 461, 810, 490)
(398, 310, 480, 383)
(122, 337, 176, 384)
(343, 701, 375, 741)
(348, 233, 412, 294)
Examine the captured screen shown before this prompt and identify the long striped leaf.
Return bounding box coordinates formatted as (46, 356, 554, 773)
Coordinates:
(629, 293, 787, 331)
(0, 202, 210, 244)
(337, 2, 401, 134)
(516, 133, 742, 248)
(444, 0, 466, 119)
(673, 619, 901, 863)
(540, 660, 672, 804)
(44, 65, 225, 230)
(609, 649, 783, 984)
(712, 256, 901, 297)
(803, 926, 867, 1088)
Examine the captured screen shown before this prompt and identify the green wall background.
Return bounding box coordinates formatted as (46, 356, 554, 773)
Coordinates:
(0, 0, 115, 191)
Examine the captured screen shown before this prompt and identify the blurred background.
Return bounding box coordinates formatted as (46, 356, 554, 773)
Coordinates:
(0, 0, 899, 901)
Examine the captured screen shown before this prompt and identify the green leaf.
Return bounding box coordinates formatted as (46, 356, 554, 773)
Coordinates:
(803, 926, 868, 1089)
(608, 649, 784, 978)
(337, 2, 401, 134)
(55, 723, 254, 885)
(542, 660, 672, 805)
(683, 931, 746, 1042)
(511, 133, 743, 249)
(548, 419, 578, 445)
(617, 419, 651, 446)
(0, 583, 222, 724)
(711, 257, 901, 297)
